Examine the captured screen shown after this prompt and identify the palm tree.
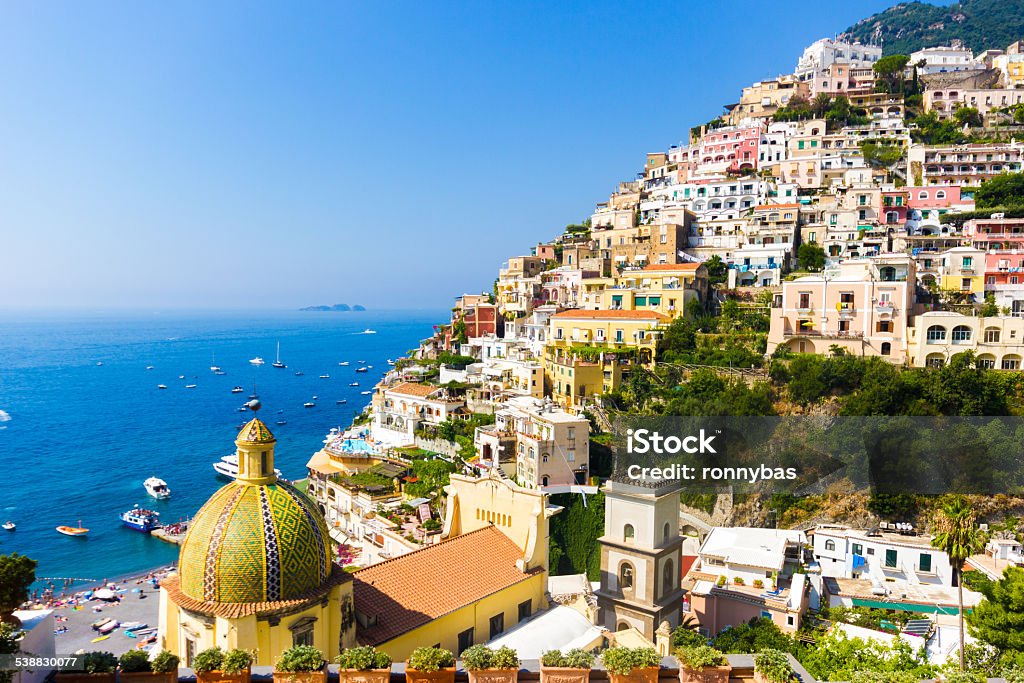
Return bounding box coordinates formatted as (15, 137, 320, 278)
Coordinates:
(930, 496, 982, 670)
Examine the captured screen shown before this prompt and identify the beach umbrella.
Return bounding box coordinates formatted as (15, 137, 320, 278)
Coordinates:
(92, 588, 116, 600)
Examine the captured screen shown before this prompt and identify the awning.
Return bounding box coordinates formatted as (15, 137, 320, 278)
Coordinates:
(305, 450, 347, 475)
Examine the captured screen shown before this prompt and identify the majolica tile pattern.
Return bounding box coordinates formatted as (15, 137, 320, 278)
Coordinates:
(179, 480, 332, 603)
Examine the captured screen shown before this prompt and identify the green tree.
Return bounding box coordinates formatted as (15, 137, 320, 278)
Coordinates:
(705, 255, 728, 286)
(0, 554, 36, 625)
(671, 616, 707, 648)
(798, 243, 826, 272)
(873, 55, 910, 94)
(966, 566, 1024, 665)
(975, 173, 1024, 209)
(980, 294, 999, 317)
(547, 492, 604, 579)
(953, 106, 984, 128)
(812, 93, 833, 118)
(932, 496, 983, 670)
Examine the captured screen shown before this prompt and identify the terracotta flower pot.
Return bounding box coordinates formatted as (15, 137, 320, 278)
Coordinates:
(196, 669, 251, 683)
(121, 672, 178, 683)
(608, 668, 660, 683)
(468, 670, 518, 683)
(540, 667, 590, 683)
(405, 668, 455, 683)
(679, 665, 731, 683)
(56, 674, 116, 683)
(338, 669, 391, 683)
(273, 668, 328, 683)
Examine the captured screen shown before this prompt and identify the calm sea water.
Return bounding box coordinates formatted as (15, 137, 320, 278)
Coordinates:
(0, 309, 442, 588)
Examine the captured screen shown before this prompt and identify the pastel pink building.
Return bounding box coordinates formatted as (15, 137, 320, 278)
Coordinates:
(906, 186, 964, 209)
(695, 124, 763, 174)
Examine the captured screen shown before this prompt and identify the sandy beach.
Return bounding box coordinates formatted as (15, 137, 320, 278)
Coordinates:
(27, 566, 175, 656)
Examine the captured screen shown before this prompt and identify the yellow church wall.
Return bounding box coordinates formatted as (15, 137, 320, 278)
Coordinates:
(374, 572, 547, 662)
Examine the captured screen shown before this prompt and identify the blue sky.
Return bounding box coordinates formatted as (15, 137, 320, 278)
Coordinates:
(0, 0, 901, 310)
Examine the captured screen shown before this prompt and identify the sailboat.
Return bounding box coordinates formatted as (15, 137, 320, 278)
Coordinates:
(272, 342, 286, 368)
(210, 353, 221, 373)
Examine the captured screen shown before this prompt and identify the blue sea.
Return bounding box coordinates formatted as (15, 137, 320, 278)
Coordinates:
(0, 309, 443, 589)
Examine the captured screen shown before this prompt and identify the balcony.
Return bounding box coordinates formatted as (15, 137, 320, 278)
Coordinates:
(783, 328, 864, 339)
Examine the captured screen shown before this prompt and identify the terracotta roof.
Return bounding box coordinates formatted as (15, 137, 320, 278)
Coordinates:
(551, 309, 668, 321)
(160, 566, 351, 619)
(387, 382, 438, 398)
(353, 526, 541, 646)
(641, 263, 703, 272)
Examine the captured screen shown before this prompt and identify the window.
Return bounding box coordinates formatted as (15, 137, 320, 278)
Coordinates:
(985, 328, 1000, 343)
(619, 563, 635, 590)
(936, 190, 946, 199)
(289, 616, 317, 647)
(1003, 357, 1021, 370)
(852, 543, 863, 556)
(962, 256, 973, 268)
(615, 329, 624, 343)
(919, 553, 932, 573)
(876, 320, 893, 333)
(663, 559, 675, 596)
(799, 292, 811, 309)
(885, 549, 898, 568)
(926, 326, 947, 343)
(951, 325, 972, 344)
(489, 613, 505, 639)
(518, 599, 532, 621)
(624, 524, 635, 543)
(664, 522, 672, 542)
(825, 539, 836, 551)
(881, 342, 891, 356)
(458, 628, 475, 654)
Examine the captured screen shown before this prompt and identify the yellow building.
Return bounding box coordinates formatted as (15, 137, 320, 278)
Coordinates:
(585, 264, 708, 317)
(159, 411, 356, 666)
(351, 473, 552, 660)
(940, 247, 986, 300)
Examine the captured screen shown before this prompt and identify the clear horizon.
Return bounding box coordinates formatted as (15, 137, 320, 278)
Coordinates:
(1, 0, 898, 310)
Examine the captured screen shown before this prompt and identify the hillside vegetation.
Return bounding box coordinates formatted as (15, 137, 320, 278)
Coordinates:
(841, 0, 1024, 55)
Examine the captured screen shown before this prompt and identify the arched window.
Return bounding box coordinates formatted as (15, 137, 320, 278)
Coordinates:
(624, 524, 635, 543)
(951, 325, 972, 344)
(984, 327, 1000, 343)
(663, 559, 675, 596)
(542, 475, 549, 487)
(881, 342, 892, 356)
(617, 621, 631, 632)
(619, 563, 634, 591)
(936, 190, 946, 199)
(926, 326, 947, 343)
(664, 522, 672, 542)
(825, 539, 836, 551)
(919, 191, 929, 200)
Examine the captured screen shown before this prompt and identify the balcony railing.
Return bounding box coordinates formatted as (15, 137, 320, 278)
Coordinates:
(784, 329, 864, 339)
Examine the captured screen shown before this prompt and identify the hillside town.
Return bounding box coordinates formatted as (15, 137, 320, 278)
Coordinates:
(7, 31, 1024, 683)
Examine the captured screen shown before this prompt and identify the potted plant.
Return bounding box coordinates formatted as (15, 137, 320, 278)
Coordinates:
(119, 650, 180, 683)
(193, 647, 254, 683)
(335, 646, 392, 683)
(753, 650, 793, 683)
(56, 651, 118, 683)
(460, 646, 520, 683)
(600, 647, 660, 683)
(274, 646, 327, 683)
(675, 646, 730, 683)
(540, 649, 594, 683)
(405, 647, 455, 683)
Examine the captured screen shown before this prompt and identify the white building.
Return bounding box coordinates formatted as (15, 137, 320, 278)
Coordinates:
(795, 38, 882, 80)
(698, 527, 807, 588)
(911, 45, 977, 75)
(811, 525, 955, 587)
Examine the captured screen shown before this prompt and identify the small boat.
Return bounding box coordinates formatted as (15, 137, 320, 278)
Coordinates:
(213, 370, 226, 376)
(362, 329, 377, 335)
(237, 406, 248, 412)
(157, 384, 167, 390)
(338, 361, 350, 366)
(96, 362, 104, 366)
(303, 402, 315, 408)
(210, 353, 221, 373)
(57, 521, 89, 537)
(144, 477, 171, 498)
(349, 382, 359, 387)
(145, 366, 154, 370)
(312, 395, 318, 400)
(357, 360, 366, 364)
(178, 375, 185, 379)
(91, 635, 110, 643)
(272, 342, 286, 369)
(231, 386, 244, 393)
(249, 357, 265, 366)
(360, 390, 372, 395)
(122, 622, 148, 632)
(185, 383, 197, 389)
(355, 367, 369, 373)
(91, 618, 112, 631)
(99, 620, 119, 635)
(335, 399, 347, 405)
(387, 359, 395, 366)
(2, 521, 14, 531)
(120, 506, 160, 532)
(319, 374, 330, 379)
(294, 371, 305, 376)
(276, 420, 287, 425)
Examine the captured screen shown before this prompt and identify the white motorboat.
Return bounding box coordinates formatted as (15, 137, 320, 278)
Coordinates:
(319, 374, 330, 379)
(303, 402, 316, 408)
(214, 453, 281, 480)
(185, 383, 197, 389)
(362, 329, 377, 334)
(231, 386, 244, 393)
(144, 477, 171, 499)
(360, 390, 372, 395)
(355, 366, 369, 373)
(2, 521, 14, 531)
(338, 361, 350, 366)
(249, 357, 265, 366)
(157, 384, 167, 390)
(349, 382, 359, 387)
(145, 366, 154, 370)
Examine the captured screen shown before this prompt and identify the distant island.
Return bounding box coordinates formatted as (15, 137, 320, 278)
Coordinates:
(299, 304, 367, 312)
